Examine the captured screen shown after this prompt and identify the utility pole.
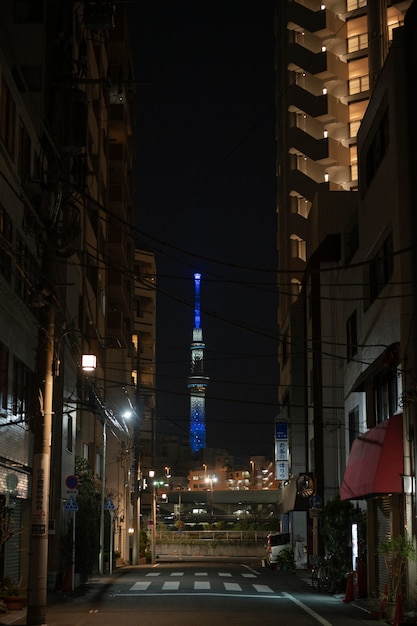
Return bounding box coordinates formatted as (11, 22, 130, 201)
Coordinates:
(98, 419, 107, 575)
(27, 302, 55, 625)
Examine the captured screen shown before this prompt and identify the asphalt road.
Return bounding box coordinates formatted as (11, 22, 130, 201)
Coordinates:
(10, 560, 373, 626)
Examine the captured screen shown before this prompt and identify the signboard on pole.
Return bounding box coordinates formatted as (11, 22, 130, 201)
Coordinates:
(65, 475, 79, 490)
(275, 422, 288, 440)
(65, 495, 79, 512)
(276, 461, 289, 481)
(275, 421, 289, 480)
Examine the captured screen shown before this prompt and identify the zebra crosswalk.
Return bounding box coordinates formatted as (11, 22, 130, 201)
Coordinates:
(125, 571, 276, 596)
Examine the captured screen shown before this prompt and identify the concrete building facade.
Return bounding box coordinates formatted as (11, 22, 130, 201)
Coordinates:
(275, 0, 415, 598)
(0, 2, 143, 617)
(276, 1, 411, 588)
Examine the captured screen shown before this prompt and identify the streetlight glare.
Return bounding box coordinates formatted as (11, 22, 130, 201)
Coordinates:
(81, 354, 97, 371)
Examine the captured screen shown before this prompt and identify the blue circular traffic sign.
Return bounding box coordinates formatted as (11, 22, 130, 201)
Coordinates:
(309, 495, 323, 509)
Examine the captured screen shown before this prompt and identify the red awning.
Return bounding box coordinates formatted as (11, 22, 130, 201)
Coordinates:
(340, 413, 403, 500)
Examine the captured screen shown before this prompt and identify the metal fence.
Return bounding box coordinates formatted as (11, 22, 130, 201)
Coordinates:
(156, 530, 266, 543)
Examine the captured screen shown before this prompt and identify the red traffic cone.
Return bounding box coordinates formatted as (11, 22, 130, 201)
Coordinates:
(343, 571, 355, 603)
(393, 594, 403, 626)
(61, 564, 72, 592)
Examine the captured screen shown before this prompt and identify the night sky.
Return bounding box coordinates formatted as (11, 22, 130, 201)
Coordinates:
(128, 1, 278, 464)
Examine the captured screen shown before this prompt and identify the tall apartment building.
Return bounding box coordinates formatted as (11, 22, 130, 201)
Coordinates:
(0, 1, 138, 617)
(275, 0, 411, 552)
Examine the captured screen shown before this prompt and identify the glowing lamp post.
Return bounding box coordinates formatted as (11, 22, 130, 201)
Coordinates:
(149, 470, 157, 564)
(205, 475, 217, 518)
(81, 353, 97, 372)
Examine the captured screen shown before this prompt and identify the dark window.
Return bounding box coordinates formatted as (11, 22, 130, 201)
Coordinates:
(348, 406, 359, 450)
(344, 213, 359, 264)
(373, 368, 398, 424)
(346, 310, 358, 362)
(369, 232, 393, 303)
(16, 233, 38, 305)
(366, 109, 389, 187)
(18, 119, 31, 179)
(12, 356, 33, 419)
(269, 533, 291, 547)
(67, 415, 73, 452)
(0, 342, 9, 411)
(0, 77, 16, 156)
(0, 205, 13, 283)
(13, 0, 44, 22)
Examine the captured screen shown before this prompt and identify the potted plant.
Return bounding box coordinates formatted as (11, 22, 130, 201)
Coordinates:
(278, 547, 294, 572)
(369, 591, 383, 620)
(0, 577, 26, 610)
(379, 535, 416, 620)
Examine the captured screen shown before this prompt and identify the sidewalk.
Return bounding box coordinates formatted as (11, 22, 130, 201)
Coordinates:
(0, 573, 120, 626)
(294, 568, 377, 619)
(0, 605, 25, 626)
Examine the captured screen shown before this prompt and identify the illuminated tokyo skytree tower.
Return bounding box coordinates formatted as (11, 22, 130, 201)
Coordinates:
(187, 273, 209, 455)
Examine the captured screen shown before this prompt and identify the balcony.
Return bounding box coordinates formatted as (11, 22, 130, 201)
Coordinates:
(288, 127, 329, 161)
(287, 85, 328, 118)
(106, 310, 131, 347)
(107, 270, 132, 316)
(288, 44, 328, 76)
(287, 3, 326, 33)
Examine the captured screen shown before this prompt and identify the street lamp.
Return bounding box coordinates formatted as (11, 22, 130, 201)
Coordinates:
(205, 475, 217, 518)
(97, 405, 132, 575)
(98, 416, 107, 575)
(149, 470, 157, 564)
(81, 354, 97, 372)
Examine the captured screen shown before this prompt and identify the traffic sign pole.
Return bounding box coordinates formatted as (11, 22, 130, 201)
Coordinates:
(109, 511, 114, 576)
(72, 510, 76, 592)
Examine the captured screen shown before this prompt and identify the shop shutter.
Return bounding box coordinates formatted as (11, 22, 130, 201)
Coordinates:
(375, 496, 392, 592)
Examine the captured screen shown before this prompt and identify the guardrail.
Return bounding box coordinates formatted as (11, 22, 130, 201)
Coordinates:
(155, 530, 267, 558)
(156, 530, 266, 543)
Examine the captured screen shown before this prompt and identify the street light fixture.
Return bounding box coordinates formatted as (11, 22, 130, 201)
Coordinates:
(205, 475, 217, 518)
(81, 353, 97, 371)
(148, 470, 157, 564)
(98, 415, 107, 575)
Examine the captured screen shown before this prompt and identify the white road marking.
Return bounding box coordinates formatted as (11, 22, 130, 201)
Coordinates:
(162, 581, 180, 591)
(219, 572, 232, 577)
(131, 581, 151, 591)
(242, 573, 256, 578)
(170, 572, 185, 576)
(195, 572, 208, 576)
(194, 581, 210, 590)
(224, 582, 242, 592)
(253, 584, 274, 593)
(145, 572, 161, 577)
(283, 592, 333, 626)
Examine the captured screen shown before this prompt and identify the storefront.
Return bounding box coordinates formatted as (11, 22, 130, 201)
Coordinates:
(340, 413, 404, 594)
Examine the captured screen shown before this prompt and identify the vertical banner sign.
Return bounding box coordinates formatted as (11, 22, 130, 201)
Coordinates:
(31, 463, 47, 535)
(275, 422, 289, 480)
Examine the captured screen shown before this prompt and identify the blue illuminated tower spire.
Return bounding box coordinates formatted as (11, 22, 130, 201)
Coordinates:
(187, 273, 209, 455)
